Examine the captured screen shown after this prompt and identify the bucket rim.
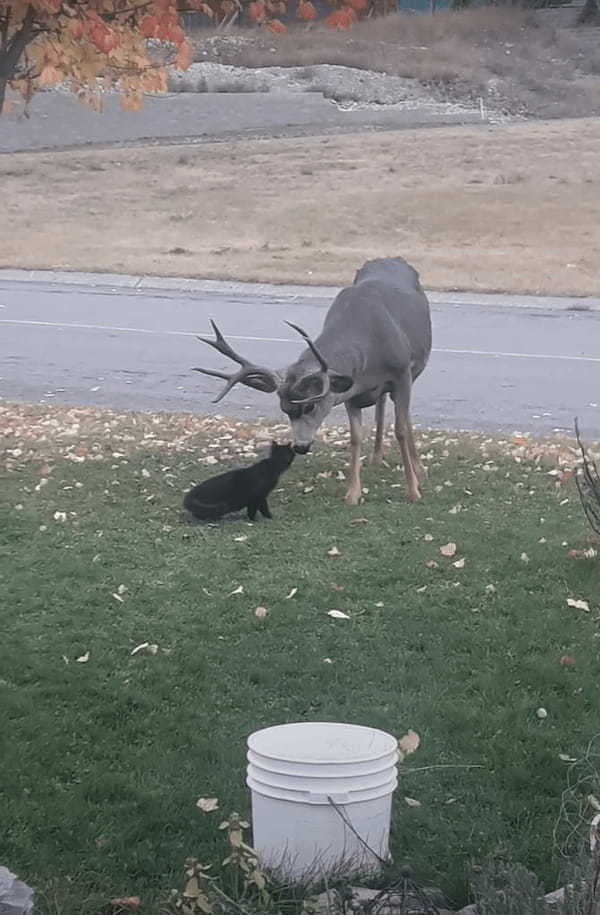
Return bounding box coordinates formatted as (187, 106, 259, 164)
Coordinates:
(247, 750, 398, 780)
(247, 773, 398, 805)
(248, 722, 398, 766)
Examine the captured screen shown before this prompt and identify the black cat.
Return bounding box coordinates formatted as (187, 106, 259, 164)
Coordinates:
(183, 441, 296, 522)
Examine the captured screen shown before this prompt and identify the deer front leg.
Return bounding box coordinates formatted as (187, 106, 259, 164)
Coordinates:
(345, 402, 363, 505)
(370, 394, 386, 465)
(391, 376, 421, 502)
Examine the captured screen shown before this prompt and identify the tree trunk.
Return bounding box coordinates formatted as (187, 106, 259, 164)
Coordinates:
(578, 0, 600, 24)
(0, 4, 36, 112)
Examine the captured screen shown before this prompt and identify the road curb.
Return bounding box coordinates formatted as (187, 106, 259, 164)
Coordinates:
(1, 268, 599, 312)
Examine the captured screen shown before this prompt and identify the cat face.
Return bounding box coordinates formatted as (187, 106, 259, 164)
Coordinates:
(269, 441, 296, 469)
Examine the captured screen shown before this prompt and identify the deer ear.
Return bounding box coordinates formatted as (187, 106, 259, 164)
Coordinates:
(329, 373, 353, 394)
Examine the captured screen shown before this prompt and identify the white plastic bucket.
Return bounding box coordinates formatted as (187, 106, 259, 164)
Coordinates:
(246, 722, 398, 881)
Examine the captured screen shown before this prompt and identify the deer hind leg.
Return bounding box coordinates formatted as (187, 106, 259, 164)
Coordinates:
(406, 410, 427, 481)
(345, 402, 363, 505)
(391, 375, 421, 502)
(370, 394, 386, 465)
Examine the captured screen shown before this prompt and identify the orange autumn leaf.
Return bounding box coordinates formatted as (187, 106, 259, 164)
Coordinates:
(175, 40, 193, 71)
(268, 16, 288, 30)
(297, 0, 318, 18)
(248, 1, 265, 18)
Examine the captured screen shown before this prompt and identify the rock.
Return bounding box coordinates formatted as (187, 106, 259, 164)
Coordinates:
(0, 867, 34, 915)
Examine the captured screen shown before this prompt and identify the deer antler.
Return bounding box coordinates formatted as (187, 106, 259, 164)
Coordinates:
(193, 320, 279, 403)
(285, 321, 329, 373)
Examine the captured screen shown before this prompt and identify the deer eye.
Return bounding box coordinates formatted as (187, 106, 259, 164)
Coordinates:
(304, 403, 316, 415)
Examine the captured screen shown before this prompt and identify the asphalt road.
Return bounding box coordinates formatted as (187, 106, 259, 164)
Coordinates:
(0, 90, 483, 154)
(1, 279, 600, 439)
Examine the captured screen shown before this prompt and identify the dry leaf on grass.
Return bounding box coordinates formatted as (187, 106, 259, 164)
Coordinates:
(440, 542, 457, 557)
(560, 654, 576, 666)
(424, 534, 433, 542)
(398, 729, 420, 760)
(567, 598, 591, 612)
(76, 651, 90, 663)
(404, 797, 422, 808)
(285, 587, 298, 599)
(559, 753, 578, 762)
(328, 610, 350, 620)
(521, 552, 530, 564)
(229, 585, 244, 596)
(234, 535, 248, 542)
(327, 546, 342, 557)
(130, 642, 159, 656)
(425, 560, 439, 569)
(112, 593, 124, 603)
(110, 898, 141, 909)
(254, 606, 268, 620)
(453, 558, 466, 569)
(196, 797, 219, 813)
(350, 518, 369, 525)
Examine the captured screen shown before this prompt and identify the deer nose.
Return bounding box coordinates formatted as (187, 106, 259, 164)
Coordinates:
(294, 442, 312, 455)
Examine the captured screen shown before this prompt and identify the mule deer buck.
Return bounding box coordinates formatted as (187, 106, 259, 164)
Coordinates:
(193, 257, 432, 505)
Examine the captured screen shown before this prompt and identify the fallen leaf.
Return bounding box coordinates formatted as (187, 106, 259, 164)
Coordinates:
(485, 584, 497, 594)
(196, 796, 219, 813)
(398, 729, 420, 759)
(567, 598, 591, 612)
(425, 560, 439, 569)
(453, 557, 466, 569)
(76, 651, 90, 663)
(350, 517, 369, 525)
(404, 796, 422, 807)
(328, 610, 350, 619)
(131, 642, 149, 656)
(424, 534, 434, 541)
(285, 587, 298, 599)
(110, 897, 141, 909)
(254, 606, 268, 620)
(590, 813, 600, 851)
(587, 794, 600, 812)
(117, 584, 127, 595)
(327, 546, 342, 557)
(112, 593, 124, 603)
(331, 583, 345, 592)
(559, 753, 577, 762)
(53, 511, 67, 523)
(234, 535, 248, 542)
(416, 586, 427, 593)
(536, 707, 548, 719)
(440, 542, 457, 557)
(520, 552, 530, 564)
(229, 585, 244, 595)
(374, 600, 384, 607)
(323, 657, 333, 664)
(560, 655, 576, 666)
(303, 486, 314, 494)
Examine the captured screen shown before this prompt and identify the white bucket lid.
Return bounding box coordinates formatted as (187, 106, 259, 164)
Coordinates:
(248, 722, 398, 766)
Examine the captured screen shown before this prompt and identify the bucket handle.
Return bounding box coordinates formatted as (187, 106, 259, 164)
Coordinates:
(309, 792, 351, 804)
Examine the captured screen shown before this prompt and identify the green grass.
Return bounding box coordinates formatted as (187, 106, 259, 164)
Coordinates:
(1, 406, 599, 913)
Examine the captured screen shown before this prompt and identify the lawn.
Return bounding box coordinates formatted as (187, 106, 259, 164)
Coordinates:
(1, 403, 599, 914)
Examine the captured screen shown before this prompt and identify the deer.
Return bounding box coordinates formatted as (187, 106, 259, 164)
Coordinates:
(192, 257, 432, 505)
